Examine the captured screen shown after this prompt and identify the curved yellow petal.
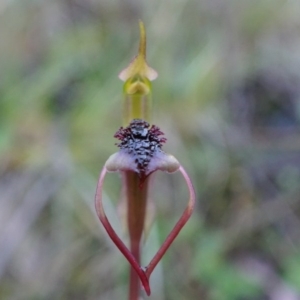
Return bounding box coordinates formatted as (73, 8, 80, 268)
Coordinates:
(118, 21, 158, 82)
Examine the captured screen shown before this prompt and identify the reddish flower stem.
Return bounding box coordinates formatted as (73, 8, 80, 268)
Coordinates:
(123, 171, 148, 300)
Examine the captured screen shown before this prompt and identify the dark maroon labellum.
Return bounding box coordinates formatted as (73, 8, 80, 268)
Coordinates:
(114, 119, 167, 176)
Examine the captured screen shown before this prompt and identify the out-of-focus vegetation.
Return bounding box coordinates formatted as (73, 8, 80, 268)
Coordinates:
(1, 1, 300, 299)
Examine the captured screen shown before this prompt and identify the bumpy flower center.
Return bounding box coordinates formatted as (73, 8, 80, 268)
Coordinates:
(114, 119, 167, 176)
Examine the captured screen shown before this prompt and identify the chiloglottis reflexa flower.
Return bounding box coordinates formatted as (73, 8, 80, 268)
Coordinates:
(95, 119, 195, 296)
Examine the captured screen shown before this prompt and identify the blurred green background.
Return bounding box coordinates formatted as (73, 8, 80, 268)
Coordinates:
(1, 0, 300, 299)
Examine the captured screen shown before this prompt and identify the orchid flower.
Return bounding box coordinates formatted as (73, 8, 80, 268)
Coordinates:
(94, 21, 195, 300)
